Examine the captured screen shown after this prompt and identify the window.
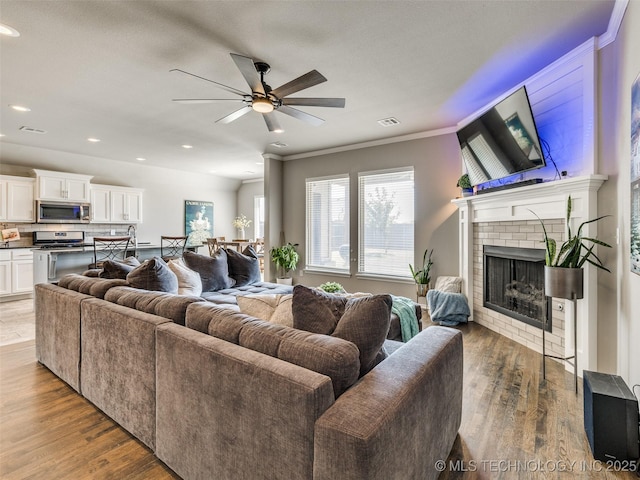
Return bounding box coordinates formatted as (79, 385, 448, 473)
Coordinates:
(306, 175, 349, 272)
(254, 195, 265, 240)
(358, 168, 414, 278)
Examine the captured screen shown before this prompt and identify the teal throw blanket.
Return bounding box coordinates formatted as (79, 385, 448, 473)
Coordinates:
(390, 295, 420, 342)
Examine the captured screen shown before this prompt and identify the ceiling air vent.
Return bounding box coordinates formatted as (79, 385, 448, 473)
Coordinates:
(19, 126, 47, 134)
(270, 141, 288, 148)
(377, 117, 400, 127)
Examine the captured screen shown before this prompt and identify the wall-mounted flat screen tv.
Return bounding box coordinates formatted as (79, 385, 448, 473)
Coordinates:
(456, 86, 546, 187)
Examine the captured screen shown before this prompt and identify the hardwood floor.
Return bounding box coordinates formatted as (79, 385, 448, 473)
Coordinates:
(0, 308, 637, 479)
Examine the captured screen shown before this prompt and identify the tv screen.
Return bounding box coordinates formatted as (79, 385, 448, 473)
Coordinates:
(456, 86, 546, 187)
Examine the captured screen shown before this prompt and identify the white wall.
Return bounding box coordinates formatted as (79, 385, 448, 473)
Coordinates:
(0, 142, 241, 243)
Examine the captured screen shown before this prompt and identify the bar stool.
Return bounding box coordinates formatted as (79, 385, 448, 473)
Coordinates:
(89, 236, 131, 269)
(161, 235, 188, 261)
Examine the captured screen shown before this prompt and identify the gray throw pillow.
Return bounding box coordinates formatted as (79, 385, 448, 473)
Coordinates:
(183, 250, 234, 292)
(126, 256, 179, 293)
(292, 285, 392, 376)
(292, 285, 346, 334)
(225, 245, 261, 287)
(100, 256, 141, 279)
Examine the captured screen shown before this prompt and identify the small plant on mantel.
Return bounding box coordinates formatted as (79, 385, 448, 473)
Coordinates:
(530, 196, 611, 271)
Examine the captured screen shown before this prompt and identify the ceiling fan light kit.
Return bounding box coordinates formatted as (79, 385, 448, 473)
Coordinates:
(172, 53, 345, 132)
(252, 97, 274, 113)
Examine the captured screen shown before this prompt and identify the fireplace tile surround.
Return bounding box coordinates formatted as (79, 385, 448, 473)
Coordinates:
(452, 175, 607, 375)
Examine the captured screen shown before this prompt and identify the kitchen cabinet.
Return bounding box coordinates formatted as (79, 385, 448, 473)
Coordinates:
(90, 184, 143, 223)
(33, 169, 92, 202)
(0, 176, 35, 222)
(0, 249, 34, 297)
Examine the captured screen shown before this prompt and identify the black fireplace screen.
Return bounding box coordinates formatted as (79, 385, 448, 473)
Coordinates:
(483, 246, 551, 331)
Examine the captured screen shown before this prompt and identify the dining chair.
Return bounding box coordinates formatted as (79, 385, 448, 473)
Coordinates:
(161, 235, 189, 261)
(206, 237, 225, 256)
(90, 236, 132, 269)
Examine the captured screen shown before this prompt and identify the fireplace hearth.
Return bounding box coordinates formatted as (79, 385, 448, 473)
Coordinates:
(483, 245, 551, 331)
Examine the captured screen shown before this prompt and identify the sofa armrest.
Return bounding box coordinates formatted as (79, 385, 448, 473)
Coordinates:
(313, 326, 463, 480)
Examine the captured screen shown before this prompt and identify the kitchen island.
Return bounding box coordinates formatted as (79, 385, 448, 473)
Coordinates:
(33, 242, 204, 284)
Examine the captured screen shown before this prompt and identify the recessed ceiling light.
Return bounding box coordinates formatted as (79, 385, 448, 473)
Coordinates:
(256, 162, 264, 165)
(136, 157, 146, 161)
(0, 23, 20, 37)
(209, 170, 217, 174)
(10, 104, 30, 112)
(270, 141, 288, 148)
(87, 137, 101, 143)
(0, 134, 5, 137)
(182, 144, 193, 149)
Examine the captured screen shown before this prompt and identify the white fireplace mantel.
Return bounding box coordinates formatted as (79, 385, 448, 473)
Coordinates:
(452, 174, 608, 374)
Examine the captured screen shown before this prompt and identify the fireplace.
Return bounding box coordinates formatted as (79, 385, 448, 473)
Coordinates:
(483, 245, 551, 332)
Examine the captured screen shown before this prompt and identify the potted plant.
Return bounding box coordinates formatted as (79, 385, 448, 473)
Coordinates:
(269, 242, 299, 285)
(318, 281, 345, 294)
(530, 196, 611, 299)
(409, 248, 434, 298)
(232, 214, 252, 240)
(457, 173, 473, 197)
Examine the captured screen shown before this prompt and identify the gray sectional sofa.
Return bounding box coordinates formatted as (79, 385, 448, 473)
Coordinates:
(35, 275, 463, 480)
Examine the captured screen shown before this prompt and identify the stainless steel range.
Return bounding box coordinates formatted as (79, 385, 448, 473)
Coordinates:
(33, 231, 86, 282)
(33, 230, 85, 249)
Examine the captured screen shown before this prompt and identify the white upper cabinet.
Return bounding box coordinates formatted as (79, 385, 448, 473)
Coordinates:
(90, 184, 143, 223)
(0, 175, 35, 222)
(33, 169, 92, 202)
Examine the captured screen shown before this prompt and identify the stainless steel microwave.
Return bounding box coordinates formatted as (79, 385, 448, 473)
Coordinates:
(36, 200, 91, 223)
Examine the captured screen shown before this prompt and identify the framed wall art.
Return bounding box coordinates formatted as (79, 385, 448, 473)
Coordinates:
(185, 200, 213, 245)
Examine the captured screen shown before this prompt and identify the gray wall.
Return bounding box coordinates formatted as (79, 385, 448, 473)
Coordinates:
(236, 180, 264, 240)
(281, 134, 461, 298)
(0, 143, 240, 244)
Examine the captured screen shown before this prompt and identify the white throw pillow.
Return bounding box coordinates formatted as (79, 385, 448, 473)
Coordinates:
(168, 258, 203, 296)
(434, 276, 463, 293)
(237, 294, 293, 327)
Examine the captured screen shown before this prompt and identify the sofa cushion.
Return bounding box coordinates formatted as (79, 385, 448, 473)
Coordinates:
(292, 285, 392, 376)
(105, 286, 203, 325)
(183, 250, 234, 292)
(168, 257, 203, 296)
(225, 245, 261, 287)
(100, 256, 141, 279)
(236, 294, 293, 327)
(58, 273, 128, 299)
(127, 257, 179, 294)
(200, 281, 293, 305)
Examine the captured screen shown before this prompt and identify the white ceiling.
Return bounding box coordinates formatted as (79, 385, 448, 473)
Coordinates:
(0, 0, 616, 180)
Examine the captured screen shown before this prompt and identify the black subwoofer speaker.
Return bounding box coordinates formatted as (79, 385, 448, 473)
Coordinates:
(583, 370, 639, 462)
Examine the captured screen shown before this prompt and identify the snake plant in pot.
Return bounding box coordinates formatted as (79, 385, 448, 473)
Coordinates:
(409, 248, 434, 298)
(530, 196, 611, 299)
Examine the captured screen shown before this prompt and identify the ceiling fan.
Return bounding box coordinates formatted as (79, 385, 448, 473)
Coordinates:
(171, 53, 346, 133)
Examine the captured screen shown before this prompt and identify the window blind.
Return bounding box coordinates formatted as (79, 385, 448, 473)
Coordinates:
(358, 168, 414, 277)
(305, 175, 350, 272)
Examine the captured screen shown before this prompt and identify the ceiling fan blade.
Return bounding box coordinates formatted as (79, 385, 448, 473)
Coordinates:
(271, 70, 327, 98)
(173, 98, 247, 104)
(216, 106, 253, 124)
(277, 105, 324, 126)
(263, 113, 283, 133)
(281, 97, 345, 108)
(230, 53, 265, 96)
(170, 68, 247, 96)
